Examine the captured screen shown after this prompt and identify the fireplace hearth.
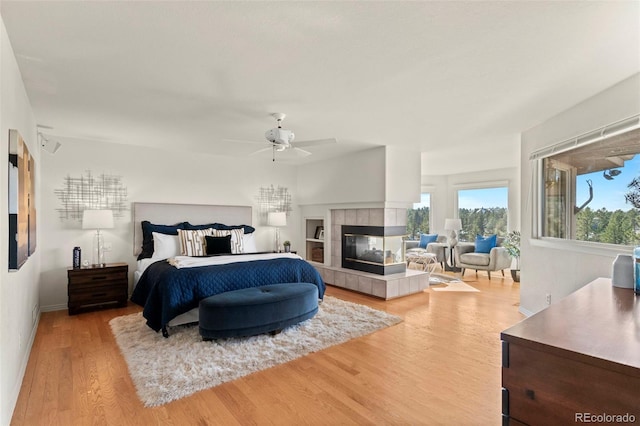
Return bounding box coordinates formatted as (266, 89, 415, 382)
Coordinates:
(342, 225, 406, 275)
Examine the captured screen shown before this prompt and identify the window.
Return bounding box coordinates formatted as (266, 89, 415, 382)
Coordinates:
(534, 118, 640, 246)
(406, 193, 430, 239)
(457, 187, 508, 242)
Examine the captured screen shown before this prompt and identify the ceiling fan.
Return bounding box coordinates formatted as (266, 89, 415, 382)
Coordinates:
(252, 113, 337, 161)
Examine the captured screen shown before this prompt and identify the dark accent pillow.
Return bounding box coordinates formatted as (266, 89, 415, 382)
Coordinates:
(475, 234, 497, 254)
(419, 233, 438, 249)
(186, 222, 255, 234)
(204, 235, 232, 255)
(138, 221, 188, 260)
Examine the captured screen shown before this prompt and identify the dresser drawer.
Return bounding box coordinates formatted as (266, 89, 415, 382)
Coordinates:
(502, 342, 640, 425)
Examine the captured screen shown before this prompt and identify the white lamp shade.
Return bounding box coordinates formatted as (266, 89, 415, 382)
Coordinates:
(444, 218, 462, 231)
(267, 211, 287, 227)
(82, 209, 114, 229)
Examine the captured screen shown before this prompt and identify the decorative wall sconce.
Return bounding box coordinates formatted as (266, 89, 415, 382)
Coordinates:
(255, 185, 292, 225)
(54, 170, 128, 222)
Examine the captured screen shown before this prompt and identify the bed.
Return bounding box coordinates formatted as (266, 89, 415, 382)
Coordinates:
(129, 203, 325, 336)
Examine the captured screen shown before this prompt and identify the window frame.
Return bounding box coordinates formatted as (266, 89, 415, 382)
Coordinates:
(531, 114, 640, 252)
(453, 181, 510, 242)
(406, 191, 432, 238)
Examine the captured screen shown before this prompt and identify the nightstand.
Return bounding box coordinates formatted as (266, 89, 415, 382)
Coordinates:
(67, 262, 128, 315)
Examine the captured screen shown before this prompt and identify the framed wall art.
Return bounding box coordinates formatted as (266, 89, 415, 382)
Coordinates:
(8, 129, 36, 270)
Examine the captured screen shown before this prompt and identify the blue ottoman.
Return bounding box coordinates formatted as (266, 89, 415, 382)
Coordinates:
(199, 283, 319, 340)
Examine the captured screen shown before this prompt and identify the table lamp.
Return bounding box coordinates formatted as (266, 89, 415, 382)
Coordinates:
(444, 218, 462, 247)
(444, 218, 462, 271)
(268, 211, 287, 252)
(82, 209, 114, 267)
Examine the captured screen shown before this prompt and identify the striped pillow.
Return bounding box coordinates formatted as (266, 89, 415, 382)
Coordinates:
(178, 228, 214, 256)
(214, 228, 245, 254)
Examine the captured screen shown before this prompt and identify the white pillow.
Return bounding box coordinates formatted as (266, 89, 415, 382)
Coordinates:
(242, 232, 257, 253)
(151, 232, 181, 259)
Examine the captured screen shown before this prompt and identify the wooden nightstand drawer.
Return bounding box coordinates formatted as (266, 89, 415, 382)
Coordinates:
(67, 263, 129, 315)
(68, 270, 127, 285)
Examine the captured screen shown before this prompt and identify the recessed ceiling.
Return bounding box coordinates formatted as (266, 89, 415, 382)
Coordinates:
(1, 1, 638, 173)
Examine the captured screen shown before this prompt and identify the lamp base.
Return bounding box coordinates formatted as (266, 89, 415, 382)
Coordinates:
(445, 246, 461, 272)
(93, 231, 106, 267)
(445, 264, 462, 273)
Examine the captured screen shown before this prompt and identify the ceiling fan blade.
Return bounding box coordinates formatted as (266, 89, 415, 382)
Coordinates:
(222, 138, 266, 146)
(250, 147, 274, 156)
(293, 147, 312, 157)
(293, 138, 337, 148)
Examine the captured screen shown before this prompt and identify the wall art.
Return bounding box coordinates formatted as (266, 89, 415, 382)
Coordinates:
(54, 170, 128, 222)
(255, 185, 292, 225)
(8, 129, 36, 270)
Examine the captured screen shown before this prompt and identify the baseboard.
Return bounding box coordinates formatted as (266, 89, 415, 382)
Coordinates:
(40, 303, 67, 313)
(518, 306, 534, 317)
(6, 308, 40, 425)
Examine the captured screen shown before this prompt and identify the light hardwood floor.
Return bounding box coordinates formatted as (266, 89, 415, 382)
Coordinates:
(12, 272, 523, 425)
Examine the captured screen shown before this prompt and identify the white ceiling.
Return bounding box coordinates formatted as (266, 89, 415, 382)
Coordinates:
(1, 1, 639, 174)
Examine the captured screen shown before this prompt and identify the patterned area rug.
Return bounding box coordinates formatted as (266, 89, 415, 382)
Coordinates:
(109, 296, 402, 407)
(429, 273, 463, 285)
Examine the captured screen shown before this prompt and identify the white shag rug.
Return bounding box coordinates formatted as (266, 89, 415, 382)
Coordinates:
(109, 296, 402, 407)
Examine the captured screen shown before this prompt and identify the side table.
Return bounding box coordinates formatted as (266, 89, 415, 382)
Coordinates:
(67, 262, 129, 315)
(406, 251, 438, 273)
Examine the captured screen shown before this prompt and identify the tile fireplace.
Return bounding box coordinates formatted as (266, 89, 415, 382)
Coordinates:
(342, 225, 406, 275)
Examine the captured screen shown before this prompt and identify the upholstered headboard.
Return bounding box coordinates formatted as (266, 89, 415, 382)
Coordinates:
(132, 202, 253, 256)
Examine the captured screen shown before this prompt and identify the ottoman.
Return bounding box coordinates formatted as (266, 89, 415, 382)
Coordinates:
(199, 283, 319, 340)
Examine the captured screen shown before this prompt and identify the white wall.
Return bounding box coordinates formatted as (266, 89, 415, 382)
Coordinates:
(297, 145, 422, 261)
(296, 147, 386, 206)
(384, 145, 421, 206)
(520, 73, 640, 315)
(0, 18, 41, 426)
(39, 138, 298, 311)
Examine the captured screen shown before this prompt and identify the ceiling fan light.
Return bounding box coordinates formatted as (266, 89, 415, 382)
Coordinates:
(265, 128, 294, 144)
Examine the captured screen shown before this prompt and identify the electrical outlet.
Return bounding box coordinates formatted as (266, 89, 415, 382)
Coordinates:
(545, 293, 552, 305)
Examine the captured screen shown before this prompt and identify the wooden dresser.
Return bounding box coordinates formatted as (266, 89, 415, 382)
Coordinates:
(67, 262, 129, 315)
(501, 278, 640, 425)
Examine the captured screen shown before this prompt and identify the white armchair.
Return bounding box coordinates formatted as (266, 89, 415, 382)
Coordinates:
(454, 240, 511, 279)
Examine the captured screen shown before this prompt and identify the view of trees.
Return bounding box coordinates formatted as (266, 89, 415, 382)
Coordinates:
(574, 176, 640, 245)
(406, 178, 640, 245)
(576, 207, 640, 245)
(457, 207, 508, 242)
(405, 206, 509, 241)
(406, 207, 429, 239)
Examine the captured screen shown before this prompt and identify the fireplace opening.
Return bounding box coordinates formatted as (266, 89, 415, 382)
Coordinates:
(342, 225, 406, 275)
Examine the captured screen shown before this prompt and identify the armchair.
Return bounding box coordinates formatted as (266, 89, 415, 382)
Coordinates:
(405, 235, 448, 269)
(454, 239, 511, 279)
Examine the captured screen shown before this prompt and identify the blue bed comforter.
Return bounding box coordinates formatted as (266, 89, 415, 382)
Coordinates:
(131, 257, 325, 332)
